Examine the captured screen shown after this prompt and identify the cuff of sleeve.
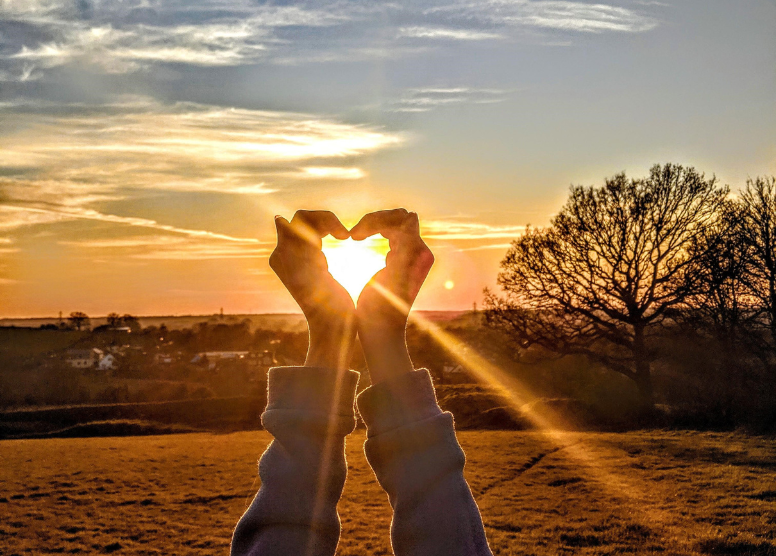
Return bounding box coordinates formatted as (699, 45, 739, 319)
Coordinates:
(357, 369, 443, 437)
(266, 366, 360, 416)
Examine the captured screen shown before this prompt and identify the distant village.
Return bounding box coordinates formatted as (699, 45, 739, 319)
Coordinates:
(0, 311, 480, 409)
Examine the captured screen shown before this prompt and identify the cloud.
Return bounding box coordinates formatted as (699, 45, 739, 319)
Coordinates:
(1, 204, 266, 244)
(298, 167, 366, 180)
(0, 0, 662, 79)
(387, 87, 509, 112)
(60, 235, 270, 260)
(421, 220, 526, 240)
(398, 26, 502, 41)
(0, 97, 403, 212)
(1, 2, 349, 74)
(0, 205, 70, 232)
(426, 1, 659, 34)
(0, 95, 403, 268)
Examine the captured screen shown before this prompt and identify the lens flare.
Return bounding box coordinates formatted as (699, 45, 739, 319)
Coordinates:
(322, 235, 389, 300)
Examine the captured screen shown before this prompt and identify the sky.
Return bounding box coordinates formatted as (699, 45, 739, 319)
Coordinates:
(0, 0, 774, 317)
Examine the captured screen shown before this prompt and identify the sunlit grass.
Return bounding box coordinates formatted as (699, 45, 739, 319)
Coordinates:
(1, 431, 773, 555)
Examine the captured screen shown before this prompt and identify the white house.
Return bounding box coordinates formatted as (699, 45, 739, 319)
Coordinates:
(98, 353, 117, 371)
(66, 348, 103, 368)
(443, 363, 465, 375)
(154, 353, 174, 365)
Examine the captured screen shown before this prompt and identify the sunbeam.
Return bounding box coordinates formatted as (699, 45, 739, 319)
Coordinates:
(366, 281, 683, 544)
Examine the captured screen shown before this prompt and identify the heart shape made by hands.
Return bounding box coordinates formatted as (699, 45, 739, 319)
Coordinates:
(322, 234, 389, 301)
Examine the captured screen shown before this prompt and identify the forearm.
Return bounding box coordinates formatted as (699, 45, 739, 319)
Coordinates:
(357, 370, 493, 556)
(231, 367, 359, 556)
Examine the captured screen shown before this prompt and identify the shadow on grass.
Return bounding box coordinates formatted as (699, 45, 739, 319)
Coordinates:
(697, 538, 776, 555)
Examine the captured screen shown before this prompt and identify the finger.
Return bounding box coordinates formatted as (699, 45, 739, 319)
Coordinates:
(290, 210, 350, 242)
(273, 215, 292, 244)
(350, 208, 411, 241)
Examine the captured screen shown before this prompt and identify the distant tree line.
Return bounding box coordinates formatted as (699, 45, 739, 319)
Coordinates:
(485, 164, 776, 424)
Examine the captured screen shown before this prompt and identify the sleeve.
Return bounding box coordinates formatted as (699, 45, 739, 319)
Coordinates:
(231, 366, 360, 556)
(356, 369, 493, 556)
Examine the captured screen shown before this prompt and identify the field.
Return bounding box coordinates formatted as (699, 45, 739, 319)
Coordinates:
(1, 430, 774, 555)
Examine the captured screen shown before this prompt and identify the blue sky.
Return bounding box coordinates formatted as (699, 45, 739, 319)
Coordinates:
(0, 0, 774, 316)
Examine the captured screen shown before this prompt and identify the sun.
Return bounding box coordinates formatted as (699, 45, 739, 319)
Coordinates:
(322, 235, 389, 300)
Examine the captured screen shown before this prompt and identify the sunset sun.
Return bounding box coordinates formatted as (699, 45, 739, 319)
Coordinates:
(322, 235, 390, 301)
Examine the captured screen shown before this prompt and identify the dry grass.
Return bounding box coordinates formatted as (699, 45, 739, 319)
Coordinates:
(1, 430, 774, 555)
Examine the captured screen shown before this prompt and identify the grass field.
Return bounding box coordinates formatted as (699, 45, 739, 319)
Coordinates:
(1, 430, 774, 555)
(0, 328, 86, 358)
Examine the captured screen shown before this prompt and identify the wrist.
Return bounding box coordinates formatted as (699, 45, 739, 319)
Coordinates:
(359, 331, 414, 384)
(305, 320, 356, 370)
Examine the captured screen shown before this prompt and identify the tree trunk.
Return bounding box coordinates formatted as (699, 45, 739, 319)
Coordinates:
(634, 362, 654, 409)
(633, 324, 654, 409)
(769, 274, 776, 346)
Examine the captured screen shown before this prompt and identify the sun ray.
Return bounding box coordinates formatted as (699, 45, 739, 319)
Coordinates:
(366, 281, 683, 543)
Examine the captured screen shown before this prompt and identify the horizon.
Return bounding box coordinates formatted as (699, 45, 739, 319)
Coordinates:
(1, 0, 774, 317)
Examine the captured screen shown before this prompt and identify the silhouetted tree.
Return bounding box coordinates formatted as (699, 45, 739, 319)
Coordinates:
(675, 200, 761, 419)
(685, 201, 754, 348)
(739, 176, 776, 346)
(106, 312, 122, 328)
(485, 164, 728, 406)
(67, 311, 90, 331)
(120, 314, 141, 332)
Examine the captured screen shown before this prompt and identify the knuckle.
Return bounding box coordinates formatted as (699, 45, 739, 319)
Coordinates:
(292, 210, 310, 222)
(268, 250, 280, 269)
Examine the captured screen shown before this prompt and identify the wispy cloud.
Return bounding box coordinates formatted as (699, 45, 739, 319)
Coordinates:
(422, 220, 526, 240)
(426, 1, 659, 34)
(398, 26, 502, 41)
(389, 87, 509, 112)
(1, 2, 349, 74)
(298, 167, 366, 180)
(0, 0, 662, 79)
(0, 97, 402, 212)
(0, 95, 403, 270)
(60, 235, 270, 260)
(29, 204, 266, 243)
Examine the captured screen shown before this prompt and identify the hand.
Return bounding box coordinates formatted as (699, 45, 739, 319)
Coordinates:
(269, 210, 356, 370)
(350, 209, 434, 384)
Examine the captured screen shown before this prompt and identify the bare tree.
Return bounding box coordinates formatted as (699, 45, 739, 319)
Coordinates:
(679, 200, 764, 415)
(67, 311, 91, 331)
(485, 164, 728, 406)
(739, 176, 776, 345)
(685, 201, 755, 351)
(106, 312, 122, 328)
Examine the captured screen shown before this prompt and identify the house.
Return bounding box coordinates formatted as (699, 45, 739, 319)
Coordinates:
(259, 350, 276, 367)
(191, 351, 275, 371)
(155, 353, 174, 364)
(441, 363, 474, 384)
(98, 353, 118, 371)
(443, 363, 465, 375)
(66, 348, 103, 369)
(191, 351, 249, 370)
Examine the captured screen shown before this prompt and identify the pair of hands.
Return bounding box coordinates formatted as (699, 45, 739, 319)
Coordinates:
(269, 209, 434, 384)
